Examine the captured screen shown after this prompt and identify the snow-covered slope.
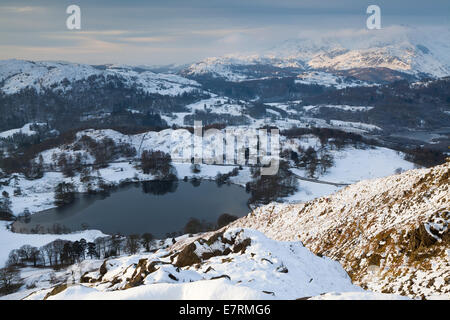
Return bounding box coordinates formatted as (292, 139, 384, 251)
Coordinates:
(231, 160, 450, 299)
(294, 71, 370, 89)
(0, 60, 201, 96)
(21, 228, 405, 300)
(184, 26, 450, 81)
(0, 123, 46, 139)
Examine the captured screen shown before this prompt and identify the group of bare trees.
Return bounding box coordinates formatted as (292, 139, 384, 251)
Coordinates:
(52, 136, 137, 178)
(141, 150, 176, 180)
(182, 213, 239, 235)
(54, 152, 85, 177)
(215, 167, 240, 186)
(246, 160, 298, 205)
(0, 266, 22, 296)
(403, 147, 447, 168)
(4, 232, 156, 274)
(74, 135, 136, 168)
(54, 182, 76, 207)
(6, 239, 93, 269)
(286, 146, 334, 178)
(1, 233, 156, 296)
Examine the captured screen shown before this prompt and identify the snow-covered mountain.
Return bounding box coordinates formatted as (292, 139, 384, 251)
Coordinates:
(0, 60, 201, 96)
(1, 26, 448, 94)
(183, 26, 450, 82)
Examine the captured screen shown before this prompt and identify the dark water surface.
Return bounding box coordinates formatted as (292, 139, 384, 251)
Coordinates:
(15, 181, 250, 237)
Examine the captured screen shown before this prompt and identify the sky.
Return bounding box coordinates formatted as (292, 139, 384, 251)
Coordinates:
(0, 0, 449, 65)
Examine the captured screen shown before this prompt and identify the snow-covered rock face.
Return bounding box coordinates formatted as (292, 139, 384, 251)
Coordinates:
(231, 161, 450, 299)
(23, 228, 374, 300)
(0, 60, 201, 96)
(184, 26, 450, 81)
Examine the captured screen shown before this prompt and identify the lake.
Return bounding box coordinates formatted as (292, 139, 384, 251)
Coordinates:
(13, 180, 250, 238)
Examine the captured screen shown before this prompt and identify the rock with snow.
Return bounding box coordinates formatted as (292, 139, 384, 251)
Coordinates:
(231, 161, 450, 299)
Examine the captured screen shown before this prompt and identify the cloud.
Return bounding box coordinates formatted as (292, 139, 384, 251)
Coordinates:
(1, 6, 43, 13)
(76, 30, 130, 36)
(215, 33, 248, 46)
(0, 1, 449, 65)
(122, 36, 175, 43)
(191, 27, 264, 37)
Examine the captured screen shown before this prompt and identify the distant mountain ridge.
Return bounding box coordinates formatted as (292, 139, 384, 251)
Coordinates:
(1, 26, 449, 95)
(0, 60, 201, 96)
(183, 26, 450, 82)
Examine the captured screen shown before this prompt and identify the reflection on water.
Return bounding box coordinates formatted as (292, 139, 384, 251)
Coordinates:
(141, 179, 179, 195)
(13, 180, 250, 237)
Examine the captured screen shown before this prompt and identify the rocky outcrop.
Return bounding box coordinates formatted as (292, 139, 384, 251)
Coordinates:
(230, 161, 449, 299)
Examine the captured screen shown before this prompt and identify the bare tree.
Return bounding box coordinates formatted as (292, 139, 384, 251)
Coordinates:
(29, 247, 41, 267)
(17, 245, 33, 263)
(141, 233, 154, 252)
(0, 267, 23, 295)
(94, 237, 108, 258)
(6, 250, 20, 267)
(52, 239, 68, 266)
(109, 235, 123, 257)
(41, 243, 55, 267)
(124, 234, 141, 255)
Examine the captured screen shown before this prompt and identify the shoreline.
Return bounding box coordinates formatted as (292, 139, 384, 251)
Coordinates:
(8, 177, 252, 237)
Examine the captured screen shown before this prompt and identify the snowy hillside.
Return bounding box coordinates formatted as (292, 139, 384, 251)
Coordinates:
(0, 60, 201, 96)
(0, 123, 47, 139)
(18, 228, 405, 300)
(231, 161, 450, 299)
(294, 71, 371, 89)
